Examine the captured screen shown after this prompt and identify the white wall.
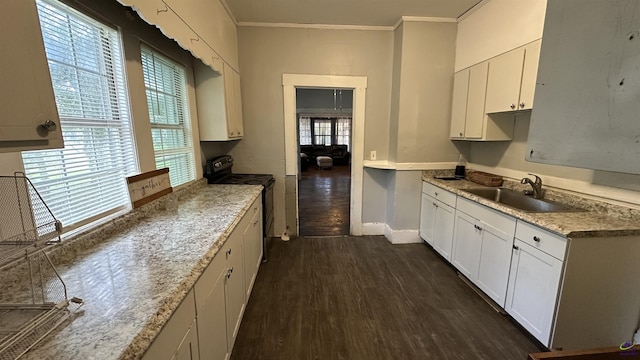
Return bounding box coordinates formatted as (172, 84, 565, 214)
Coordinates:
(455, 0, 547, 71)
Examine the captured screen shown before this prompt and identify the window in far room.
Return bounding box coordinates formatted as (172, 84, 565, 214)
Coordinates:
(140, 46, 195, 187)
(297, 116, 351, 149)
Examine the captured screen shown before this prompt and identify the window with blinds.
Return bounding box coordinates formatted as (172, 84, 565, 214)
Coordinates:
(140, 47, 195, 187)
(21, 0, 138, 232)
(298, 116, 352, 149)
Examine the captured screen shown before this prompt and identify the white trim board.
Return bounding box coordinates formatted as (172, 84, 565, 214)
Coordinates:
(362, 222, 386, 235)
(469, 163, 640, 210)
(283, 74, 368, 236)
(239, 22, 394, 31)
(384, 225, 422, 244)
(363, 161, 458, 170)
(393, 16, 457, 29)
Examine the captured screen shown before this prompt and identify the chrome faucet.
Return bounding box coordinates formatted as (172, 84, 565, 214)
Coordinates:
(521, 173, 543, 199)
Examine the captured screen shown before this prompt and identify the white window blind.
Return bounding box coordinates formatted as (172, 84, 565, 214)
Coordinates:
(299, 116, 312, 145)
(22, 0, 138, 231)
(336, 117, 351, 151)
(140, 46, 195, 187)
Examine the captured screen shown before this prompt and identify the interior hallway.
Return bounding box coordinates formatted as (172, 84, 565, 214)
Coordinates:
(231, 236, 544, 359)
(297, 164, 351, 236)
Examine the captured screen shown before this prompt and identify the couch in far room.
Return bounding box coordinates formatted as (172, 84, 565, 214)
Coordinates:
(299, 144, 350, 166)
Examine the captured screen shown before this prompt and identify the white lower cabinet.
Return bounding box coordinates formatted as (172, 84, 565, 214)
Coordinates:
(224, 232, 245, 351)
(143, 290, 200, 360)
(419, 182, 456, 261)
(505, 239, 563, 345)
(451, 197, 516, 307)
(451, 211, 481, 279)
(190, 196, 262, 360)
(421, 181, 640, 350)
(243, 202, 262, 301)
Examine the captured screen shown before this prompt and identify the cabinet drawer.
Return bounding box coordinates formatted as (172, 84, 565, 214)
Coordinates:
(515, 221, 567, 260)
(422, 182, 456, 208)
(456, 197, 516, 234)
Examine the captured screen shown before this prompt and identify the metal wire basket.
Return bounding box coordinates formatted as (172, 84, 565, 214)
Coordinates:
(0, 174, 83, 360)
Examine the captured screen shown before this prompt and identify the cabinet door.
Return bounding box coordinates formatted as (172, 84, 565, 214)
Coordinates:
(196, 270, 228, 360)
(243, 206, 262, 300)
(451, 211, 481, 280)
(0, 0, 63, 150)
(225, 234, 245, 352)
(143, 291, 197, 360)
(432, 202, 455, 261)
(232, 70, 244, 138)
(475, 221, 515, 307)
(450, 69, 469, 138)
(222, 63, 237, 138)
(506, 240, 563, 346)
(484, 48, 525, 113)
(172, 319, 200, 360)
(464, 62, 489, 139)
(419, 193, 437, 245)
(518, 40, 541, 110)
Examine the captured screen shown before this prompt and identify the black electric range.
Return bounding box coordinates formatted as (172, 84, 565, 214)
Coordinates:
(205, 155, 274, 261)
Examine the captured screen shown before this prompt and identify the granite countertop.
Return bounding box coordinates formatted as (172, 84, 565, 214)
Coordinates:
(3, 183, 262, 360)
(422, 174, 640, 238)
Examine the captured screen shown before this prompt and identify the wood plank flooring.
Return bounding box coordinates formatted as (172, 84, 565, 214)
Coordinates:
(298, 165, 350, 236)
(231, 236, 545, 360)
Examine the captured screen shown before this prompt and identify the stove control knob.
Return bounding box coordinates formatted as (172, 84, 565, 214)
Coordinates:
(214, 162, 221, 168)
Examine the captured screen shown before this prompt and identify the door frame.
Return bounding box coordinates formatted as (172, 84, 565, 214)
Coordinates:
(282, 74, 367, 235)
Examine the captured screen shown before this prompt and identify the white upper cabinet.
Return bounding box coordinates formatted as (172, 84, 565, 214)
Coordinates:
(0, 0, 63, 152)
(120, 0, 239, 71)
(450, 62, 514, 141)
(519, 40, 541, 110)
(485, 40, 541, 113)
(195, 60, 244, 141)
(484, 48, 525, 113)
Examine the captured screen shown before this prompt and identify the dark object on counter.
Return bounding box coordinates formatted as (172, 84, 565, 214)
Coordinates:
(466, 170, 503, 187)
(455, 165, 466, 178)
(434, 176, 461, 180)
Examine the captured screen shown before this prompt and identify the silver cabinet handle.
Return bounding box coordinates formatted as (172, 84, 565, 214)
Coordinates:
(226, 267, 234, 279)
(519, 102, 526, 108)
(226, 248, 232, 256)
(434, 192, 438, 196)
(254, 219, 259, 225)
(510, 103, 516, 109)
(39, 120, 57, 132)
(474, 224, 483, 231)
(533, 236, 541, 242)
(513, 244, 519, 250)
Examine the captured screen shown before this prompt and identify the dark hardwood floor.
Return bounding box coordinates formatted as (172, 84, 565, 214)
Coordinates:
(298, 164, 351, 236)
(231, 236, 545, 360)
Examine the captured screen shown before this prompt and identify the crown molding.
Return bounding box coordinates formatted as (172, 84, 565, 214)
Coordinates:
(457, 0, 490, 22)
(393, 15, 457, 29)
(218, 0, 238, 25)
(238, 21, 394, 31)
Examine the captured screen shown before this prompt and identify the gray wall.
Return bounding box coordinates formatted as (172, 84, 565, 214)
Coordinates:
(235, 26, 394, 235)
(470, 112, 640, 192)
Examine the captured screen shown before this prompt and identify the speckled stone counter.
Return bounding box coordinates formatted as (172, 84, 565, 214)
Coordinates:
(422, 171, 640, 238)
(2, 183, 262, 360)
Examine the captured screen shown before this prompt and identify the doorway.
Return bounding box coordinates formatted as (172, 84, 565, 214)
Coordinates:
(296, 93, 353, 236)
(282, 74, 367, 236)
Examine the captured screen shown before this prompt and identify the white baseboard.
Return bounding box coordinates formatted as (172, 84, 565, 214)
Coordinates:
(362, 222, 385, 235)
(383, 224, 422, 244)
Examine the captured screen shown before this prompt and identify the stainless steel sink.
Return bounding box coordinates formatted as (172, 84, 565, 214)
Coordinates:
(463, 187, 585, 213)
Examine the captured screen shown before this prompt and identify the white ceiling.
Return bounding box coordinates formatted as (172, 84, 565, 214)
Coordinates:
(223, 0, 485, 27)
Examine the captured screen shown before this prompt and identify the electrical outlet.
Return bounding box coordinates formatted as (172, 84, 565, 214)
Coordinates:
(370, 151, 377, 161)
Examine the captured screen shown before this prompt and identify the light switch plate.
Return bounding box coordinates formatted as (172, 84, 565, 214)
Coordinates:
(370, 151, 377, 160)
